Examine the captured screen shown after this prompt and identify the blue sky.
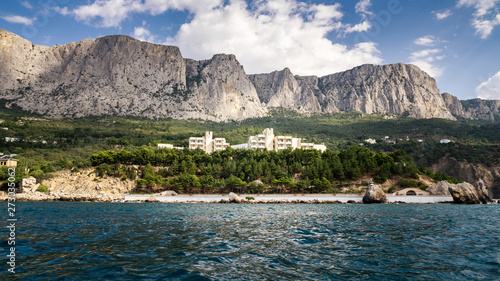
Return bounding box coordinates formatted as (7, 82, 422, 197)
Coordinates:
(1, 0, 500, 100)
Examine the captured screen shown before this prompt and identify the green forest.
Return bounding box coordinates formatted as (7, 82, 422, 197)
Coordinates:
(0, 103, 497, 192)
(89, 146, 459, 194)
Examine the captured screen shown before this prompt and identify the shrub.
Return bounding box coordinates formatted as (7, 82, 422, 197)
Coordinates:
(36, 185, 48, 192)
(398, 178, 419, 188)
(245, 196, 255, 200)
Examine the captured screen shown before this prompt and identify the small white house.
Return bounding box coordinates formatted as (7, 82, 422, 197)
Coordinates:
(365, 138, 377, 144)
(158, 143, 174, 149)
(440, 139, 452, 144)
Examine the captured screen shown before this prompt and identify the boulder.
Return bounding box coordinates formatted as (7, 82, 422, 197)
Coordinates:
(145, 196, 159, 202)
(474, 179, 492, 204)
(159, 190, 177, 196)
(228, 192, 242, 203)
(427, 180, 452, 195)
(448, 182, 489, 204)
(363, 183, 389, 204)
(19, 177, 39, 193)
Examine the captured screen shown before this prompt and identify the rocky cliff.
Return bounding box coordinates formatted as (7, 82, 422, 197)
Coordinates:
(0, 29, 497, 121)
(432, 156, 500, 199)
(0, 29, 265, 120)
(442, 93, 500, 121)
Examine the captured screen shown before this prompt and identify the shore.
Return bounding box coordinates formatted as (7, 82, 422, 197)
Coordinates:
(124, 194, 455, 204)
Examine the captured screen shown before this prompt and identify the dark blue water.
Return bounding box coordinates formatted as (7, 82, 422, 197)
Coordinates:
(2, 203, 499, 280)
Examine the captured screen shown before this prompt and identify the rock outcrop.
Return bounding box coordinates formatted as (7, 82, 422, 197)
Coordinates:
(2, 29, 495, 121)
(432, 157, 500, 199)
(448, 182, 491, 204)
(427, 181, 452, 195)
(363, 183, 389, 203)
(228, 192, 242, 203)
(0, 29, 265, 121)
(442, 93, 500, 121)
(19, 176, 39, 193)
(316, 63, 456, 120)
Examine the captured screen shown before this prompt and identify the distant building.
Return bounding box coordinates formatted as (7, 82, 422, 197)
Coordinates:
(248, 128, 275, 150)
(0, 155, 18, 167)
(245, 128, 326, 152)
(440, 139, 452, 144)
(189, 131, 229, 154)
(157, 143, 174, 149)
(365, 138, 377, 144)
(4, 137, 19, 142)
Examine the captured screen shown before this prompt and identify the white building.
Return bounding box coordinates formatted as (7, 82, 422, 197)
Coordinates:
(189, 131, 229, 153)
(248, 128, 275, 150)
(246, 128, 326, 152)
(365, 138, 377, 144)
(158, 143, 174, 149)
(440, 139, 452, 144)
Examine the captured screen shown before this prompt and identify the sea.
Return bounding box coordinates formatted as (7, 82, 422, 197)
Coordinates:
(2, 202, 499, 280)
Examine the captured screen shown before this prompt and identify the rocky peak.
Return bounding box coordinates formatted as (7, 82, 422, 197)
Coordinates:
(0, 29, 497, 121)
(442, 92, 500, 121)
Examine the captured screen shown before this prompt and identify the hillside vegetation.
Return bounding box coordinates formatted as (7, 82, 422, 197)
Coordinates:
(0, 105, 497, 192)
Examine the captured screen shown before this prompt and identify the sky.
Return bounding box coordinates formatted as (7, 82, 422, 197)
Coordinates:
(1, 0, 499, 100)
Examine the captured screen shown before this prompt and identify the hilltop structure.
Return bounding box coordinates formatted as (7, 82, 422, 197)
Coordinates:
(236, 128, 326, 152)
(158, 128, 326, 153)
(0, 155, 18, 167)
(189, 131, 230, 154)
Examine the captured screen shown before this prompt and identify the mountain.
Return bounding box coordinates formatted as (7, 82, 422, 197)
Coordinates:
(0, 29, 497, 121)
(0, 29, 264, 120)
(442, 93, 500, 121)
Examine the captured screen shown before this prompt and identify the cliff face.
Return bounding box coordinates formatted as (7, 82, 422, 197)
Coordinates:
(317, 63, 455, 119)
(442, 93, 500, 121)
(432, 157, 500, 199)
(0, 29, 265, 120)
(0, 29, 496, 121)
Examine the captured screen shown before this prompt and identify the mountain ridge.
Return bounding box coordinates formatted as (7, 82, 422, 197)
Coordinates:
(0, 29, 498, 121)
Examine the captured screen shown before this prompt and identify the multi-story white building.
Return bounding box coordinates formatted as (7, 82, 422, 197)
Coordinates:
(245, 128, 326, 152)
(248, 128, 275, 150)
(213, 137, 229, 152)
(189, 131, 229, 153)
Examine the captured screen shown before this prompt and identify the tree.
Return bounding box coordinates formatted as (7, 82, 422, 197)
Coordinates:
(225, 175, 246, 193)
(173, 173, 200, 194)
(199, 174, 216, 193)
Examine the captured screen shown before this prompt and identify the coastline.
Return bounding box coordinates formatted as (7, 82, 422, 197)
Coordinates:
(123, 194, 455, 204)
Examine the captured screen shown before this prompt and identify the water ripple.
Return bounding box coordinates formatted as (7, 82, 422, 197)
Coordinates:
(3, 203, 499, 280)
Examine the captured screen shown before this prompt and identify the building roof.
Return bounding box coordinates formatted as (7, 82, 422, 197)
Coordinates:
(0, 155, 18, 161)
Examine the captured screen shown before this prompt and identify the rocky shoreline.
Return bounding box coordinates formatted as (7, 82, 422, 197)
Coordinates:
(2, 172, 497, 204)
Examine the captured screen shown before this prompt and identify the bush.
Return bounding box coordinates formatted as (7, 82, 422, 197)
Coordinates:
(398, 178, 419, 188)
(245, 196, 255, 200)
(36, 185, 48, 192)
(388, 185, 396, 193)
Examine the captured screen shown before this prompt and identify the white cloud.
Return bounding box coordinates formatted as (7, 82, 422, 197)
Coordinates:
(345, 20, 372, 33)
(457, 0, 500, 38)
(342, 0, 374, 35)
(60, 0, 382, 76)
(414, 35, 437, 46)
(1, 15, 33, 25)
(68, 0, 221, 27)
(355, 0, 373, 18)
(433, 9, 452, 20)
(409, 48, 445, 78)
(20, 1, 34, 10)
(471, 14, 500, 38)
(476, 71, 500, 99)
(132, 26, 156, 42)
(167, 0, 381, 75)
(54, 7, 70, 16)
